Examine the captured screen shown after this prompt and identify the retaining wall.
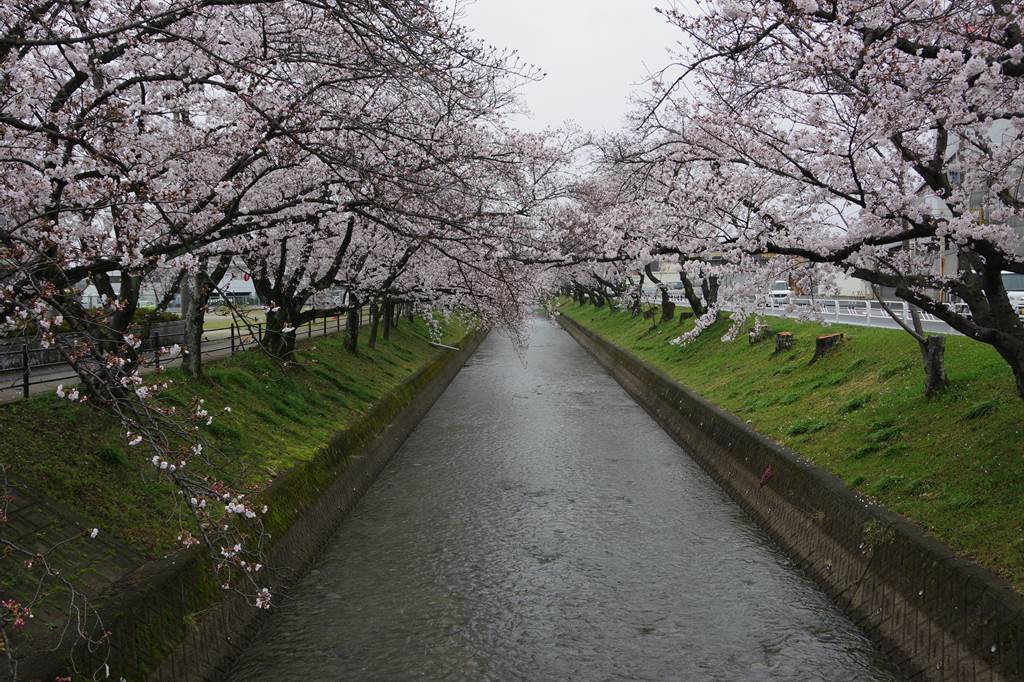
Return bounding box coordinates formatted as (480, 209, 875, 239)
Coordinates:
(559, 313, 1024, 682)
(15, 329, 485, 682)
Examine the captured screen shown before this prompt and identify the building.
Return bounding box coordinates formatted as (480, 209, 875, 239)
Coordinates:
(78, 270, 259, 310)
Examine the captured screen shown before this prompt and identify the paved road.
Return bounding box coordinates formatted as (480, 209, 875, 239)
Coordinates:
(228, 318, 900, 681)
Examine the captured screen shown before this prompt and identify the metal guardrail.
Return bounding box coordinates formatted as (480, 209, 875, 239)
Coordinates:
(762, 296, 940, 322)
(0, 308, 370, 401)
(641, 292, 961, 333)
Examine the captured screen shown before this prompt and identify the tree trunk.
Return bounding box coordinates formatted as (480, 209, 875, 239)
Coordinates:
(180, 257, 231, 377)
(262, 309, 297, 360)
(406, 303, 413, 322)
(383, 298, 393, 340)
(871, 285, 950, 398)
(345, 303, 360, 354)
(91, 270, 142, 356)
(660, 295, 676, 323)
(181, 273, 207, 377)
(592, 274, 624, 311)
(983, 336, 1024, 398)
(1014, 355, 1024, 399)
(643, 263, 674, 322)
(919, 335, 948, 397)
(679, 272, 705, 317)
(108, 273, 142, 341)
(701, 275, 720, 309)
(630, 279, 642, 317)
(368, 300, 381, 349)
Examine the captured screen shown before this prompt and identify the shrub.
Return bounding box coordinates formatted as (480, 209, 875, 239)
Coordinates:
(132, 307, 181, 324)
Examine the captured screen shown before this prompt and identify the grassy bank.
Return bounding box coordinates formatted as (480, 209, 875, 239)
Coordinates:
(0, 317, 465, 558)
(560, 301, 1024, 591)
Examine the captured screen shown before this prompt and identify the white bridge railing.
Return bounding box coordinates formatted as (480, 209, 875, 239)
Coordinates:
(760, 297, 944, 323)
(639, 292, 959, 333)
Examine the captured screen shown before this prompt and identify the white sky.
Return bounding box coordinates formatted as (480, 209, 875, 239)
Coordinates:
(460, 0, 680, 134)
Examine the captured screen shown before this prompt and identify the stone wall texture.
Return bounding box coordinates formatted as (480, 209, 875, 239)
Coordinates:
(559, 314, 1024, 682)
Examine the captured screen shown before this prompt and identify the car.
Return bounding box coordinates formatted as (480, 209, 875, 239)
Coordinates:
(1003, 271, 1024, 319)
(768, 280, 792, 303)
(946, 273, 1024, 320)
(946, 298, 972, 319)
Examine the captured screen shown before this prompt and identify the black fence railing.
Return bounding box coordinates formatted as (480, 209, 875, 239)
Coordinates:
(0, 308, 370, 402)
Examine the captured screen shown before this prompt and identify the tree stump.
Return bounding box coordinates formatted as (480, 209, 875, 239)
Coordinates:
(749, 325, 772, 345)
(774, 332, 794, 354)
(811, 333, 844, 363)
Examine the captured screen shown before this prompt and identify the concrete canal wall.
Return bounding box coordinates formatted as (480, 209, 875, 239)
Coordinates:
(154, 330, 487, 680)
(558, 314, 1024, 682)
(26, 330, 487, 682)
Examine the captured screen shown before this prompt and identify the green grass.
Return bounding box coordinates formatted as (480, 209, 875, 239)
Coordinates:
(560, 300, 1024, 591)
(0, 317, 466, 558)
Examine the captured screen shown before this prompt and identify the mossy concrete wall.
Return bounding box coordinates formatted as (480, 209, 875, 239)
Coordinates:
(559, 314, 1024, 682)
(17, 330, 485, 681)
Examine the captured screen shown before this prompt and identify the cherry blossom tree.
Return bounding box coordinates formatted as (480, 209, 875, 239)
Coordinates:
(603, 0, 1024, 395)
(0, 0, 555, 674)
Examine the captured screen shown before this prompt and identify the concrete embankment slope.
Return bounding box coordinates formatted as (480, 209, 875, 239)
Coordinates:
(12, 329, 486, 682)
(150, 330, 488, 681)
(558, 313, 1024, 682)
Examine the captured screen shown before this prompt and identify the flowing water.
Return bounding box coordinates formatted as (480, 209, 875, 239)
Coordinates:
(228, 318, 901, 681)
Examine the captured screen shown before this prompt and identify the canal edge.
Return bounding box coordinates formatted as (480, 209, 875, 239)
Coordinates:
(556, 313, 1024, 682)
(54, 329, 488, 681)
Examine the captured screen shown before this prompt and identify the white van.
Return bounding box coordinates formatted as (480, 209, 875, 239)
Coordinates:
(1003, 271, 1024, 318)
(768, 280, 792, 302)
(950, 272, 1024, 319)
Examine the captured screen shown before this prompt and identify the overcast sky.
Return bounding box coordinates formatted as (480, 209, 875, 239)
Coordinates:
(460, 0, 680, 134)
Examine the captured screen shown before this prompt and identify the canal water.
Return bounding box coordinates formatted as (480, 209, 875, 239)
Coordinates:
(228, 318, 901, 681)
